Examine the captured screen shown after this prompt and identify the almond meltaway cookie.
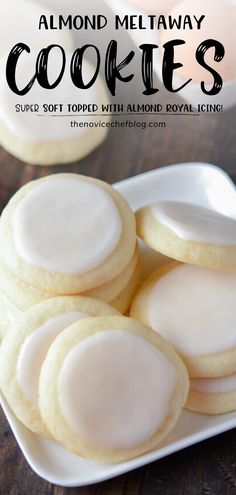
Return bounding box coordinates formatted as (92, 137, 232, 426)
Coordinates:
(0, 53, 109, 165)
(39, 315, 189, 462)
(131, 262, 236, 378)
(186, 373, 236, 415)
(136, 202, 236, 271)
(0, 174, 136, 294)
(0, 296, 119, 436)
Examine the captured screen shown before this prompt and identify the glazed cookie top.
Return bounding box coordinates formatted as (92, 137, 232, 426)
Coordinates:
(39, 316, 189, 460)
(151, 201, 236, 246)
(59, 329, 176, 449)
(0, 174, 136, 293)
(13, 175, 122, 274)
(131, 263, 236, 357)
(0, 52, 109, 142)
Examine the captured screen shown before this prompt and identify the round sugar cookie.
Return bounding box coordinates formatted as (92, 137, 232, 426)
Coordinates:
(0, 244, 139, 312)
(186, 373, 236, 415)
(136, 202, 236, 271)
(0, 296, 119, 436)
(131, 262, 236, 377)
(38, 315, 189, 461)
(0, 174, 136, 294)
(0, 51, 109, 165)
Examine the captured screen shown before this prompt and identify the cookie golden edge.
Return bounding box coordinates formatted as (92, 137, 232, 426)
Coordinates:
(84, 243, 140, 303)
(136, 206, 236, 271)
(0, 174, 137, 293)
(185, 388, 236, 415)
(130, 262, 236, 378)
(0, 255, 51, 311)
(0, 244, 139, 312)
(0, 296, 120, 436)
(38, 315, 189, 462)
(110, 255, 141, 313)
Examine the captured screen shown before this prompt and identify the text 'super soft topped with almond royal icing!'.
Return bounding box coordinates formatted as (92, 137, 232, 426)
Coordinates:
(38, 316, 189, 462)
(0, 52, 109, 165)
(0, 174, 137, 295)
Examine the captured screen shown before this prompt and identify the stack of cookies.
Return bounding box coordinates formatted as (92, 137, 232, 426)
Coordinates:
(0, 172, 191, 462)
(0, 298, 189, 461)
(0, 173, 139, 336)
(131, 200, 236, 415)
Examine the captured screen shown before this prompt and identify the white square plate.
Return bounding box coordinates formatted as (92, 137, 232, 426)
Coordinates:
(1, 162, 236, 487)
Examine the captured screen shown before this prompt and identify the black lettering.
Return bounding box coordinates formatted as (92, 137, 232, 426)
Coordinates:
(115, 15, 128, 29)
(194, 15, 205, 30)
(196, 39, 224, 95)
(59, 16, 73, 29)
(71, 45, 100, 88)
(6, 43, 36, 96)
(162, 39, 191, 92)
(39, 15, 48, 30)
(105, 40, 134, 96)
(36, 45, 66, 89)
(140, 44, 159, 95)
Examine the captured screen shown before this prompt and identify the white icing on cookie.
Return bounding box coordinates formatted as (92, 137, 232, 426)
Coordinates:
(191, 373, 236, 395)
(17, 311, 88, 406)
(13, 176, 122, 274)
(58, 329, 177, 449)
(0, 49, 109, 142)
(148, 264, 236, 356)
(152, 201, 236, 246)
